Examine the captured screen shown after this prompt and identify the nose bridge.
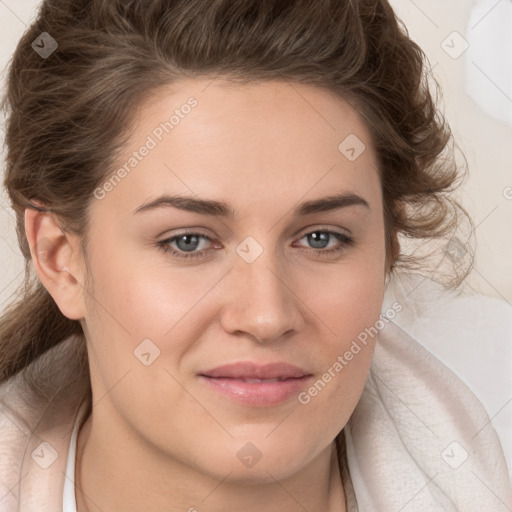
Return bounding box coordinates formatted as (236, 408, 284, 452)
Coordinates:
(221, 236, 302, 343)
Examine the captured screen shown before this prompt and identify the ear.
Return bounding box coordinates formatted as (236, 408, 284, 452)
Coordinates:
(24, 203, 87, 320)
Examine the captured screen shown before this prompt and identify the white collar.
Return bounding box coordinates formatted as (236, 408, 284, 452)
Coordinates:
(62, 401, 88, 512)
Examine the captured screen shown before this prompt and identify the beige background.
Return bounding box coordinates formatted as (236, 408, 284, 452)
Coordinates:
(1, 0, 510, 311)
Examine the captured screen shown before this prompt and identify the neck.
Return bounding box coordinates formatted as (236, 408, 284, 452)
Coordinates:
(74, 411, 347, 512)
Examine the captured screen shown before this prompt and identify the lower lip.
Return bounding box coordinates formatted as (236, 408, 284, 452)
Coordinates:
(199, 376, 312, 407)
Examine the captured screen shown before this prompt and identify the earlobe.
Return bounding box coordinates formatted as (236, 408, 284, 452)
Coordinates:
(24, 203, 86, 321)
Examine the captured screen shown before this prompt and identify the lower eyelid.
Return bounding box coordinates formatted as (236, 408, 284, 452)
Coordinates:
(160, 230, 353, 258)
(297, 229, 354, 250)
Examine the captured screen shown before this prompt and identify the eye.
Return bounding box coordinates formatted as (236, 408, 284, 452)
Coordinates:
(157, 229, 354, 260)
(293, 230, 354, 257)
(157, 231, 216, 260)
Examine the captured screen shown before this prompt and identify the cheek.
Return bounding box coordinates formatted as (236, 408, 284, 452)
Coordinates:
(83, 236, 213, 340)
(300, 276, 380, 388)
(303, 234, 386, 343)
(80, 246, 227, 410)
(294, 243, 385, 424)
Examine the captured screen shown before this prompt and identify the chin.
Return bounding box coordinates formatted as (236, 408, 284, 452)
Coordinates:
(197, 434, 318, 484)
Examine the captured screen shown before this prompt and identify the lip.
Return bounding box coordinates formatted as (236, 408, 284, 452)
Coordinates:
(200, 362, 310, 379)
(198, 362, 313, 407)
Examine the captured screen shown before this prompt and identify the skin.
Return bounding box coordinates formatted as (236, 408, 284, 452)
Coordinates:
(26, 78, 387, 512)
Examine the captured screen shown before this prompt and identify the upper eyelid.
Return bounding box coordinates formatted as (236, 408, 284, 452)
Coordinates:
(296, 225, 352, 238)
(163, 226, 352, 246)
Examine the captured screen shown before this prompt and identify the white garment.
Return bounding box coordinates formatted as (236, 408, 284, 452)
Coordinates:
(383, 272, 512, 474)
(62, 402, 85, 512)
(344, 273, 512, 510)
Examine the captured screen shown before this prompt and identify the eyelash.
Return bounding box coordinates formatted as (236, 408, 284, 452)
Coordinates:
(156, 229, 354, 260)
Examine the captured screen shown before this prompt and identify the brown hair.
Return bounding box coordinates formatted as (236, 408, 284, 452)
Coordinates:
(0, 0, 473, 391)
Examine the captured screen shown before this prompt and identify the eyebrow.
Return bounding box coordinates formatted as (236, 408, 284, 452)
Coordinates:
(131, 192, 370, 218)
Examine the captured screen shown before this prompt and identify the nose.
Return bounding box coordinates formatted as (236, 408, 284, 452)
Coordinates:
(219, 252, 305, 344)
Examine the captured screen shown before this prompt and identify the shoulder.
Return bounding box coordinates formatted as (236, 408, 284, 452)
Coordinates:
(0, 339, 90, 512)
(0, 378, 33, 511)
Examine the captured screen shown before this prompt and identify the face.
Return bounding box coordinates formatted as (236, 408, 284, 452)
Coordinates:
(80, 78, 386, 483)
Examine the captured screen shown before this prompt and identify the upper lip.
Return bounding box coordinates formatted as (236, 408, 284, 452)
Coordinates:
(199, 362, 311, 379)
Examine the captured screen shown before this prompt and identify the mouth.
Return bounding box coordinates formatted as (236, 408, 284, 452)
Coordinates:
(198, 362, 313, 407)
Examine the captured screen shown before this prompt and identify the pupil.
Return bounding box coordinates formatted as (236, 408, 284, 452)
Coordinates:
(309, 232, 328, 249)
(178, 234, 199, 252)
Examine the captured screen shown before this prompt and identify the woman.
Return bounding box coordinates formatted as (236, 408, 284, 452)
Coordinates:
(0, 0, 510, 511)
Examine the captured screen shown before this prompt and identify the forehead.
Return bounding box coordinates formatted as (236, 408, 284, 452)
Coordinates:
(92, 78, 381, 219)
(137, 77, 373, 151)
